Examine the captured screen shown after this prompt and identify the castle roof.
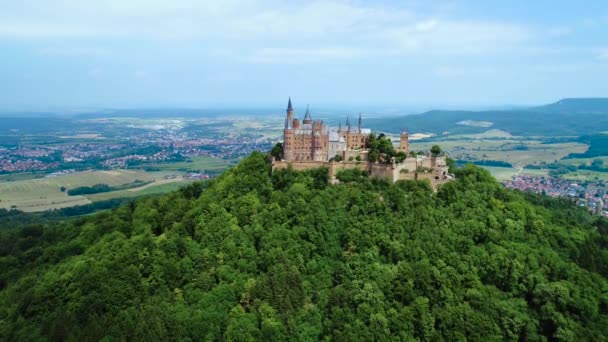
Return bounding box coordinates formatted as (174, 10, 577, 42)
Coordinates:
(287, 97, 293, 112)
(304, 105, 311, 121)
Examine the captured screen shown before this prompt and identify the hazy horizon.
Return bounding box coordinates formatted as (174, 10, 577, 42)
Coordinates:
(1, 1, 607, 110)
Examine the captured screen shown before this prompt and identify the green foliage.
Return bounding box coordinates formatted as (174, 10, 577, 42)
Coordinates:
(335, 168, 370, 183)
(67, 180, 151, 196)
(458, 159, 513, 168)
(270, 142, 283, 160)
(330, 154, 343, 162)
(568, 134, 608, 158)
(67, 183, 112, 195)
(1, 152, 608, 340)
(430, 145, 441, 157)
(368, 133, 396, 163)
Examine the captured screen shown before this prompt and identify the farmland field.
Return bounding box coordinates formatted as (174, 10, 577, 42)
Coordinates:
(411, 139, 588, 166)
(0, 169, 181, 212)
(0, 172, 45, 183)
(142, 156, 234, 171)
(86, 179, 191, 201)
(562, 170, 608, 182)
(479, 166, 549, 181)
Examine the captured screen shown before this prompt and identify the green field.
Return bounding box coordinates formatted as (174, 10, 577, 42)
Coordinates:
(0, 169, 181, 212)
(143, 156, 234, 171)
(412, 139, 588, 167)
(0, 172, 45, 183)
(559, 156, 608, 166)
(86, 180, 191, 201)
(562, 170, 608, 182)
(480, 166, 549, 181)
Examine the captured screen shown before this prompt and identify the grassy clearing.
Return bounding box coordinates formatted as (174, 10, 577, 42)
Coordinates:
(0, 169, 179, 212)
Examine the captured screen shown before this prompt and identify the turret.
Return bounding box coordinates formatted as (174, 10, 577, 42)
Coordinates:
(283, 98, 295, 161)
(399, 129, 409, 154)
(303, 105, 312, 124)
(285, 97, 294, 129)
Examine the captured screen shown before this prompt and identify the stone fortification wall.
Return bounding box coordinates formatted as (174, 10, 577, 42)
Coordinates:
(272, 156, 451, 189)
(272, 160, 370, 179)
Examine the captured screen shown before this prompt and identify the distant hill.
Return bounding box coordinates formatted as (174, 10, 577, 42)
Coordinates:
(535, 98, 608, 114)
(366, 98, 608, 136)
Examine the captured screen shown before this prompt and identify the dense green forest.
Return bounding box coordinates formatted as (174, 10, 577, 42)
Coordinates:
(1, 152, 608, 340)
(566, 134, 608, 159)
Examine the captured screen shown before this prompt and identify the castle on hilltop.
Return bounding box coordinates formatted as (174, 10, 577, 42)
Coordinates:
(282, 98, 409, 162)
(273, 98, 453, 188)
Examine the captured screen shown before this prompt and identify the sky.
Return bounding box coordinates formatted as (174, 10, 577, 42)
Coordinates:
(0, 0, 607, 110)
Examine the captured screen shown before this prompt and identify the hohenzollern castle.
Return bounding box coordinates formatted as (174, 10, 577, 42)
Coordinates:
(272, 98, 454, 188)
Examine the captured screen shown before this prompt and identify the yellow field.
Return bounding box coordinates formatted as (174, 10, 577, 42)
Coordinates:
(0, 169, 180, 212)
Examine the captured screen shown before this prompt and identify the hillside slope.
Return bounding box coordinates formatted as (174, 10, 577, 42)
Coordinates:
(1, 152, 608, 340)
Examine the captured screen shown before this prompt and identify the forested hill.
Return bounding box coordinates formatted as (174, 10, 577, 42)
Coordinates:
(1, 152, 608, 340)
(536, 98, 608, 114)
(366, 98, 608, 136)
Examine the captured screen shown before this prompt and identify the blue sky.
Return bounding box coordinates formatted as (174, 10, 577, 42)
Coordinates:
(0, 0, 606, 110)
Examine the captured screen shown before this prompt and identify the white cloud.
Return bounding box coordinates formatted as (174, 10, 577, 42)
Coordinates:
(0, 0, 534, 58)
(379, 19, 532, 56)
(248, 47, 363, 64)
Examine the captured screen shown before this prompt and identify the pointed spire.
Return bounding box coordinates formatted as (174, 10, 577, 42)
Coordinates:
(284, 98, 293, 129)
(338, 122, 342, 132)
(287, 97, 293, 112)
(346, 116, 351, 132)
(302, 104, 313, 124)
(358, 112, 362, 132)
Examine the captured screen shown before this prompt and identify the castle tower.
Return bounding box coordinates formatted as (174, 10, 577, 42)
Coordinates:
(303, 105, 312, 124)
(358, 113, 362, 133)
(283, 98, 295, 161)
(285, 97, 294, 129)
(399, 129, 409, 154)
(312, 120, 327, 161)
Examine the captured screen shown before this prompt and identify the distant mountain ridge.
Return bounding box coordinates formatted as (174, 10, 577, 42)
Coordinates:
(366, 98, 608, 137)
(535, 98, 608, 114)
